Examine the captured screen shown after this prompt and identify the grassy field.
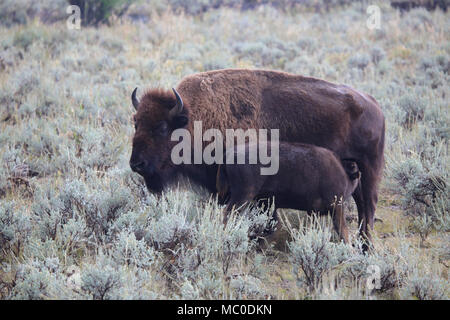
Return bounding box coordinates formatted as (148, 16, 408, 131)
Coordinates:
(0, 1, 448, 299)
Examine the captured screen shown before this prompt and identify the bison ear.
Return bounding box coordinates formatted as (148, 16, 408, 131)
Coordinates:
(172, 115, 189, 128)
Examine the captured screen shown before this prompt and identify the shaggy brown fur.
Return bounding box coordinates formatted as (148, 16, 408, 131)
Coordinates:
(130, 69, 385, 249)
(216, 142, 361, 243)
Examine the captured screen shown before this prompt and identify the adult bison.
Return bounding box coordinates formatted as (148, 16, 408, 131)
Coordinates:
(129, 69, 385, 248)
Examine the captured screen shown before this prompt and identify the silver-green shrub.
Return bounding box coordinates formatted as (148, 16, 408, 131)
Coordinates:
(0, 202, 31, 256)
(400, 271, 449, 300)
(285, 215, 352, 292)
(80, 252, 123, 300)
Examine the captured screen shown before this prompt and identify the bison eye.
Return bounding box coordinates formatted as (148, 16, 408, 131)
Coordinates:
(154, 121, 168, 137)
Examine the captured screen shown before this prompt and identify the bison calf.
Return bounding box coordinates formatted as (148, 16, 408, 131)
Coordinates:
(216, 142, 361, 243)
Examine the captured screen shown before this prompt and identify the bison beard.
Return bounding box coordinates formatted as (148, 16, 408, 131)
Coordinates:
(142, 172, 164, 194)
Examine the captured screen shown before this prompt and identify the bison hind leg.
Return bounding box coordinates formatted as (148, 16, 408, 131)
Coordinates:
(353, 158, 383, 252)
(352, 182, 370, 251)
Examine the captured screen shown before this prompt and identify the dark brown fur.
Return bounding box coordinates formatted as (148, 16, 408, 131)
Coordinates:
(130, 69, 385, 249)
(216, 142, 360, 243)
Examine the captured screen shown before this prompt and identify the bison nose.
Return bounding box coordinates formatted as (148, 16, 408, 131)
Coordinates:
(130, 160, 146, 173)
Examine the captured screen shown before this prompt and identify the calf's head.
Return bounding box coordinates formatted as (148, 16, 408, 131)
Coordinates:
(129, 87, 189, 193)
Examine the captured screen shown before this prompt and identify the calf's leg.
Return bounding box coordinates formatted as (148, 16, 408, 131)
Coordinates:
(223, 190, 255, 225)
(331, 203, 349, 244)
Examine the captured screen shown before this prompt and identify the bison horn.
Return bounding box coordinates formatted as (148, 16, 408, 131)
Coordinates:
(131, 87, 139, 110)
(170, 88, 184, 117)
